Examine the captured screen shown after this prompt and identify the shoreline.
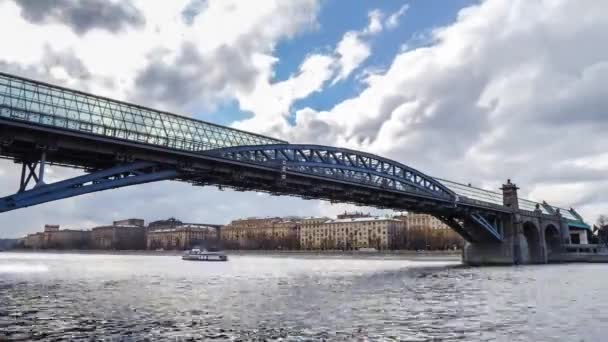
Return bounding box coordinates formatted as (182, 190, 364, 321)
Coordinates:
(3, 249, 462, 260)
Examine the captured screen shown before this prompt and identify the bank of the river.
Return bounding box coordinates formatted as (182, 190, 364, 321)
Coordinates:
(5, 248, 462, 260)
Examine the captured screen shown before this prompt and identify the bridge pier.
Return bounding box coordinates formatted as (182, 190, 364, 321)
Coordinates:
(463, 180, 550, 266)
(464, 218, 550, 265)
(463, 215, 519, 265)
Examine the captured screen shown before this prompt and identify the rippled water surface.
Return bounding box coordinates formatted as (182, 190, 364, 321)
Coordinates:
(1, 252, 607, 341)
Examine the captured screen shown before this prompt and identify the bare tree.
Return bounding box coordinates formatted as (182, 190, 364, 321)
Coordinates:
(597, 215, 608, 228)
(595, 215, 608, 245)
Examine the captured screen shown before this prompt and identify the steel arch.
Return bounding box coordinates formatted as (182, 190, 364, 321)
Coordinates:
(204, 144, 457, 202)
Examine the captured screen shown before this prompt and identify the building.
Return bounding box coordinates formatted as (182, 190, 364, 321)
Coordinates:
(395, 213, 463, 250)
(147, 224, 219, 250)
(44, 229, 91, 249)
(113, 218, 145, 227)
(336, 211, 371, 219)
(23, 232, 45, 249)
(23, 224, 91, 249)
(44, 224, 59, 232)
(221, 217, 300, 249)
(148, 218, 183, 231)
(569, 227, 589, 245)
(300, 216, 405, 250)
(91, 220, 146, 250)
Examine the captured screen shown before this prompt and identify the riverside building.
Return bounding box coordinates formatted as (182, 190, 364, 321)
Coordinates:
(91, 219, 146, 250)
(23, 224, 91, 249)
(300, 216, 405, 250)
(146, 224, 219, 250)
(221, 217, 300, 249)
(394, 213, 463, 250)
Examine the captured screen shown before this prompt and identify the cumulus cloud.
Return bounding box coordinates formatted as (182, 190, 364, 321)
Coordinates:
(12, 0, 145, 35)
(333, 31, 371, 83)
(0, 0, 324, 236)
(236, 0, 608, 222)
(233, 8, 387, 133)
(132, 41, 260, 112)
(332, 8, 386, 83)
(386, 4, 409, 30)
(0, 0, 320, 112)
(2, 0, 608, 236)
(364, 9, 383, 35)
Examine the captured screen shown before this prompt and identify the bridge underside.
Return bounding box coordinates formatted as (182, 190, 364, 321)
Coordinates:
(0, 71, 589, 266)
(0, 119, 507, 245)
(1, 119, 578, 266)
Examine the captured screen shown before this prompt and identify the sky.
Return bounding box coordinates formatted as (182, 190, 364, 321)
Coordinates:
(1, 0, 608, 237)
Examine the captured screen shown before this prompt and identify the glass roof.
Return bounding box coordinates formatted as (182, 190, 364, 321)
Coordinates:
(437, 178, 503, 205)
(438, 178, 586, 223)
(0, 72, 284, 152)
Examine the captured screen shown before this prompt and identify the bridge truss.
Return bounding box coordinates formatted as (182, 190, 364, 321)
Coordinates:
(0, 72, 512, 243)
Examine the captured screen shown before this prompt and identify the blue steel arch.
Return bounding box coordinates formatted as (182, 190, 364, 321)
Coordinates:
(205, 144, 457, 202)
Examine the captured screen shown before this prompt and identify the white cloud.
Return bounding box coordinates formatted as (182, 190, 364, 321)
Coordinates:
(234, 52, 336, 133)
(234, 7, 388, 132)
(3, 0, 608, 236)
(332, 8, 386, 83)
(364, 9, 383, 35)
(0, 0, 320, 112)
(333, 31, 371, 83)
(237, 0, 608, 224)
(0, 0, 323, 236)
(386, 4, 409, 30)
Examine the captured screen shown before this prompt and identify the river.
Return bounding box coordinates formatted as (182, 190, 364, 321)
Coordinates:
(1, 252, 607, 341)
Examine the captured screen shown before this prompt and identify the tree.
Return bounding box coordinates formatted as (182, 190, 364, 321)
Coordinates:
(595, 215, 608, 245)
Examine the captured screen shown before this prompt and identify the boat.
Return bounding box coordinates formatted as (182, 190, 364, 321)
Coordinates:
(182, 247, 228, 262)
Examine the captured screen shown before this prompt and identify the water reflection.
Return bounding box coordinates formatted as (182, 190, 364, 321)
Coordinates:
(1, 252, 607, 341)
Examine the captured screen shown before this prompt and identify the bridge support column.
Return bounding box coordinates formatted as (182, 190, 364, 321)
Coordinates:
(462, 179, 548, 266)
(463, 216, 519, 265)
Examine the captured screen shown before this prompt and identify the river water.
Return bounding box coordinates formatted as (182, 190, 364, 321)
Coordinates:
(0, 252, 606, 341)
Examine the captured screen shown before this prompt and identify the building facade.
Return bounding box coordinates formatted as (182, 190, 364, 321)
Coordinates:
(23, 232, 45, 249)
(300, 216, 405, 250)
(395, 213, 463, 250)
(44, 229, 91, 249)
(221, 217, 300, 249)
(148, 218, 183, 231)
(91, 221, 146, 250)
(23, 225, 91, 249)
(113, 219, 145, 227)
(147, 225, 219, 250)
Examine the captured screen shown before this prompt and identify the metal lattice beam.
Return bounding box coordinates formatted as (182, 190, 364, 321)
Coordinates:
(205, 144, 457, 202)
(469, 213, 503, 242)
(0, 161, 178, 213)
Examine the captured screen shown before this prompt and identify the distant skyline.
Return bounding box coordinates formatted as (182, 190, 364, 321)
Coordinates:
(2, 0, 608, 237)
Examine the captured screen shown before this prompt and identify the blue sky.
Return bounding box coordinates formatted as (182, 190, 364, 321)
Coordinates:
(199, 0, 478, 125)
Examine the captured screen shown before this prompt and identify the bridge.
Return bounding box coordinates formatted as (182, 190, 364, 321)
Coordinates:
(0, 72, 590, 265)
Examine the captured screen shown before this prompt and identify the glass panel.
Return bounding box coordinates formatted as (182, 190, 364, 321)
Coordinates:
(0, 72, 284, 151)
(438, 179, 504, 205)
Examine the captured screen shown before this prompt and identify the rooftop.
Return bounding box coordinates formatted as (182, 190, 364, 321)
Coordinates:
(326, 217, 402, 224)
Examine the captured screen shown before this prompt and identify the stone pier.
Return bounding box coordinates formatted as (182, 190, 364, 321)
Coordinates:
(463, 180, 566, 266)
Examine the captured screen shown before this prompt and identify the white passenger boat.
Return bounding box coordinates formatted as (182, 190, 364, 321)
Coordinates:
(182, 247, 228, 262)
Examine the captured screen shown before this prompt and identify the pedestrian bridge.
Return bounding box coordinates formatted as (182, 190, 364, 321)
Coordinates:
(0, 72, 590, 265)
